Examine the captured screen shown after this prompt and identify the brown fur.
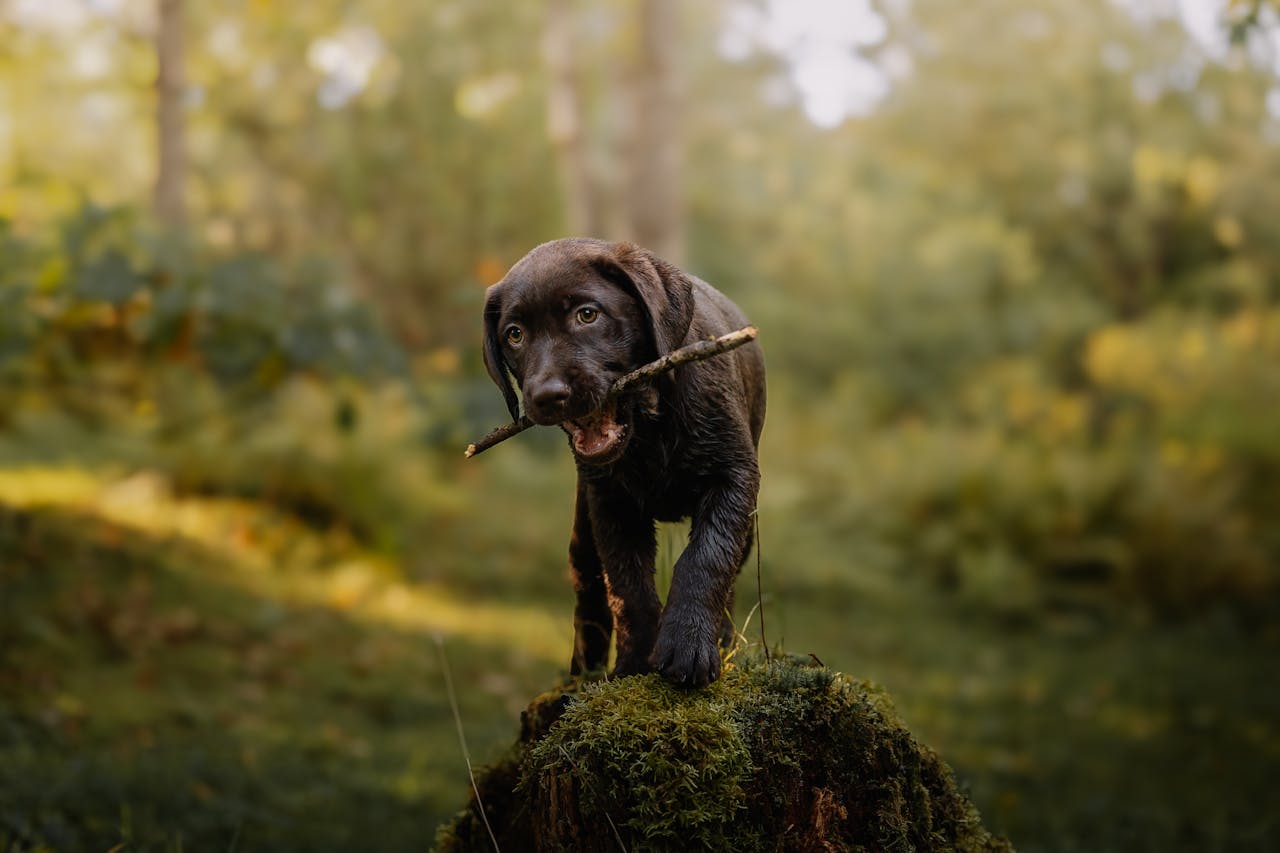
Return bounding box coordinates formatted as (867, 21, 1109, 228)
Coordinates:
(483, 238, 765, 686)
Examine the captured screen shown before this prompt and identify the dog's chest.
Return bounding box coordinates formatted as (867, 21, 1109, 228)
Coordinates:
(603, 448, 710, 522)
(631, 476, 699, 522)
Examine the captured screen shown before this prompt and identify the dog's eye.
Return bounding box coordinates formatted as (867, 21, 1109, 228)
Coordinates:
(575, 306, 599, 325)
(504, 326, 524, 346)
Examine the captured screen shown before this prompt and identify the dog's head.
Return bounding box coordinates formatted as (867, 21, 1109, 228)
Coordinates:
(482, 238, 695, 465)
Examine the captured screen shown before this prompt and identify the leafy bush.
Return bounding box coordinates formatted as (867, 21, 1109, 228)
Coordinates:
(0, 206, 441, 543)
(0, 205, 405, 425)
(764, 306, 1280, 618)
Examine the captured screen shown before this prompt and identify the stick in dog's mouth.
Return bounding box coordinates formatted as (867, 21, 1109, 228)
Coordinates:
(464, 326, 757, 459)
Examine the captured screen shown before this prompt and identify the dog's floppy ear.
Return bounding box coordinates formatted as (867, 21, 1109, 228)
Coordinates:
(592, 242, 695, 358)
(482, 283, 521, 421)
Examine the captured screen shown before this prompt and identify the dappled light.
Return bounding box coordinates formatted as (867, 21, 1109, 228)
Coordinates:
(0, 468, 572, 663)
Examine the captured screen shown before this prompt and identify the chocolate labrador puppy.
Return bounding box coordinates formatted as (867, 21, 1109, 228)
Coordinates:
(482, 238, 765, 687)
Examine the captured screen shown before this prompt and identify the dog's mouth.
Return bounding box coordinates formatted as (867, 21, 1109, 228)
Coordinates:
(562, 400, 628, 464)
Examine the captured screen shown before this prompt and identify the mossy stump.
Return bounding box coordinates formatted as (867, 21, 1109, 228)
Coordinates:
(436, 655, 1011, 852)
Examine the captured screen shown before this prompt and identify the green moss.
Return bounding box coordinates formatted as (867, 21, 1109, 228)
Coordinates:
(529, 675, 755, 850)
(435, 655, 1012, 852)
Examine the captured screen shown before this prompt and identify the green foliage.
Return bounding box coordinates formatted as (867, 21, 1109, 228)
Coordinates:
(701, 0, 1280, 610)
(0, 205, 404, 403)
(3, 469, 1278, 852)
(763, 364, 1279, 621)
(0, 490, 569, 853)
(1229, 1, 1280, 42)
(0, 206, 425, 544)
(3, 1, 1280, 849)
(0, 504, 441, 851)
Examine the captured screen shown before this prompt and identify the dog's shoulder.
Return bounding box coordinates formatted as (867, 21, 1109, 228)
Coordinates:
(687, 276, 749, 338)
(676, 276, 765, 446)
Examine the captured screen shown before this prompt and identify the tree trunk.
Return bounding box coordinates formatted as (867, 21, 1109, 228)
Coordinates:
(623, 0, 683, 264)
(544, 0, 605, 238)
(154, 0, 187, 229)
(543, 0, 684, 258)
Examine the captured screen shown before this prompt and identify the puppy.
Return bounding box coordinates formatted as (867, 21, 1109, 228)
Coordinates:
(482, 238, 765, 687)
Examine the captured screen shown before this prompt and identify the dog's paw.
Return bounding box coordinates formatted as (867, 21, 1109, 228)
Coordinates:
(650, 607, 721, 688)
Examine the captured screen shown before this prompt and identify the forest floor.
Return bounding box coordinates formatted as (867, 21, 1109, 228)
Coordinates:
(1, 465, 1278, 852)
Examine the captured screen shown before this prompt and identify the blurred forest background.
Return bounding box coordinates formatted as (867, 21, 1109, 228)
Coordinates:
(2, 0, 1279, 850)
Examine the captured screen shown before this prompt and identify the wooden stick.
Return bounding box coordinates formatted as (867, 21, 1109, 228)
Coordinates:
(607, 325, 757, 397)
(464, 325, 758, 458)
(463, 415, 534, 459)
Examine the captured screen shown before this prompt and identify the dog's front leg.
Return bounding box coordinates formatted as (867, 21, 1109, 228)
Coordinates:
(651, 468, 759, 687)
(587, 485, 659, 677)
(569, 478, 612, 675)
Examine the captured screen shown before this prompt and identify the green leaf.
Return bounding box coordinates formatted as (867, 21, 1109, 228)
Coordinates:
(73, 251, 141, 305)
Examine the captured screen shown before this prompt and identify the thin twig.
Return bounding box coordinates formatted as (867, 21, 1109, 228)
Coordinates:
(435, 634, 501, 853)
(724, 599, 761, 667)
(464, 325, 758, 458)
(755, 510, 769, 660)
(464, 416, 533, 458)
(607, 325, 757, 398)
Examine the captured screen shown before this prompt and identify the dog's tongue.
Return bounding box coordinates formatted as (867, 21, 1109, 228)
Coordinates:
(565, 406, 624, 458)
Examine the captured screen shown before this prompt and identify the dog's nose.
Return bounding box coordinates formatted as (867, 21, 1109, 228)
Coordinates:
(527, 378, 571, 422)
